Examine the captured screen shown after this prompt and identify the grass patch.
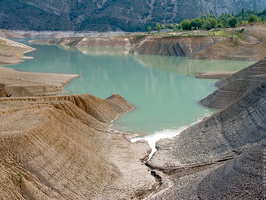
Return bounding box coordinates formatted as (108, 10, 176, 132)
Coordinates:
(136, 35, 148, 40)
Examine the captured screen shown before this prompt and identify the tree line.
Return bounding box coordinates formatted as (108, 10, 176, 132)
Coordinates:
(151, 9, 266, 33)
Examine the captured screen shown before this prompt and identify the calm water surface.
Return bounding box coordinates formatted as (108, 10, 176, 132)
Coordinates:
(10, 39, 253, 138)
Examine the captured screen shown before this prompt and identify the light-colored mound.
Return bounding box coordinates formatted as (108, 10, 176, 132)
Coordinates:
(0, 29, 25, 39)
(0, 66, 79, 97)
(0, 37, 35, 64)
(0, 94, 157, 200)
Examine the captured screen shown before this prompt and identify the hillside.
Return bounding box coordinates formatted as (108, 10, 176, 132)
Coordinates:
(0, 0, 265, 31)
(0, 38, 157, 200)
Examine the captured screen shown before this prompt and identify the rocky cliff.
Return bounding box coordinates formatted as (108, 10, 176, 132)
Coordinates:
(0, 0, 265, 31)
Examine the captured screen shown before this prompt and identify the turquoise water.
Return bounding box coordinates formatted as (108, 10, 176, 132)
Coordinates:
(9, 40, 253, 137)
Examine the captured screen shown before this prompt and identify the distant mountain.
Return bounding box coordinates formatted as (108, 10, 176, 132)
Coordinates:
(0, 0, 265, 32)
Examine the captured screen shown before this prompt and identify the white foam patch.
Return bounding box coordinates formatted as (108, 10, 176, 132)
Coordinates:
(131, 114, 211, 159)
(131, 127, 187, 159)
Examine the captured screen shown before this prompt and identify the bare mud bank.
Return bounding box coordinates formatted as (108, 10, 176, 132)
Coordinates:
(0, 37, 158, 200)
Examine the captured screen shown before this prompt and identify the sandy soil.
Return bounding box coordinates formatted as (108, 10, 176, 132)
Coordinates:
(196, 71, 238, 79)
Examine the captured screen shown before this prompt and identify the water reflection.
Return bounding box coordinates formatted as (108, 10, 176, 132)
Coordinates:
(7, 44, 253, 135)
(133, 55, 254, 75)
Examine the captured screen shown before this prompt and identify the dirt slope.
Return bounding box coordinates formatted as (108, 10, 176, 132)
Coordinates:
(0, 94, 157, 199)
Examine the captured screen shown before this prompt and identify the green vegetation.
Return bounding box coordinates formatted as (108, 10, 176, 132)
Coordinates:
(156, 23, 162, 33)
(177, 9, 266, 31)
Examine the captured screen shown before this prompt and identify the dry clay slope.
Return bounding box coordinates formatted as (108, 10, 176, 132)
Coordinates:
(0, 94, 157, 199)
(130, 35, 266, 61)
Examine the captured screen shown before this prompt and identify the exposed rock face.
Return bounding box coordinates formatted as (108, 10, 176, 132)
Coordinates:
(130, 36, 266, 61)
(0, 94, 157, 199)
(201, 57, 266, 109)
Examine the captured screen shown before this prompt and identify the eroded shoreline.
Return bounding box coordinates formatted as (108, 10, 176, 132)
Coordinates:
(0, 35, 265, 199)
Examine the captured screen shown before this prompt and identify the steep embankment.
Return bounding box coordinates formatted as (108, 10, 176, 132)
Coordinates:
(0, 94, 157, 200)
(146, 58, 266, 199)
(130, 35, 266, 61)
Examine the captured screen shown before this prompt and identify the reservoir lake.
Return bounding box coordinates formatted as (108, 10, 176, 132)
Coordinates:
(10, 39, 253, 146)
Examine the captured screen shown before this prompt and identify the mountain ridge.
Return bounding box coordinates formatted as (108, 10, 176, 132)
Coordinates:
(0, 0, 265, 31)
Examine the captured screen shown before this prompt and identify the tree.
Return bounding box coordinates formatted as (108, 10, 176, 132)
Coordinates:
(229, 17, 238, 27)
(248, 14, 259, 23)
(147, 25, 152, 34)
(181, 19, 192, 30)
(156, 23, 161, 33)
(203, 18, 217, 30)
(191, 18, 203, 29)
